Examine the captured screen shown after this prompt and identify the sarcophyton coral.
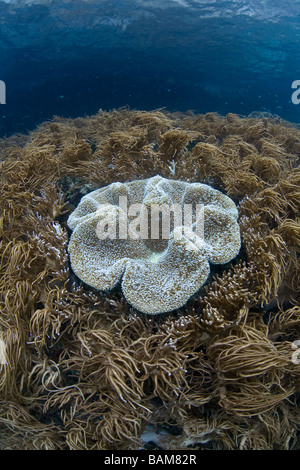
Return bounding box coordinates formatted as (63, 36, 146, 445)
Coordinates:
(67, 175, 241, 314)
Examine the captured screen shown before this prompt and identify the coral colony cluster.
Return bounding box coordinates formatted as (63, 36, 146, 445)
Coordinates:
(0, 109, 299, 449)
(67, 175, 241, 314)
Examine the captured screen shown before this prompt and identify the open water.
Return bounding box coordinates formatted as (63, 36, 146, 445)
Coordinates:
(1, 0, 300, 137)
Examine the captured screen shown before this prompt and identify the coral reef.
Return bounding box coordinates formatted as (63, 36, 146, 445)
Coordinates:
(67, 175, 241, 314)
(0, 109, 299, 450)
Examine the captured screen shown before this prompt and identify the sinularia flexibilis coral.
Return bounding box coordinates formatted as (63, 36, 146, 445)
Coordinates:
(0, 109, 299, 450)
(67, 175, 241, 314)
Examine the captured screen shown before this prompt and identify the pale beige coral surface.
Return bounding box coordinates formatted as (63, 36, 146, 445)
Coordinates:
(67, 175, 241, 314)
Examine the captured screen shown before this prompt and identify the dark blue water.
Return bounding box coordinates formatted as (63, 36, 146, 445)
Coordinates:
(1, 0, 300, 137)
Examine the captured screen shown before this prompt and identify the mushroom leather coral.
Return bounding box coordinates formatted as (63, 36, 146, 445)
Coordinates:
(67, 175, 241, 314)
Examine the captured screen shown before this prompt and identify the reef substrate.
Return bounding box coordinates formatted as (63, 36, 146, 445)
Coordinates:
(0, 109, 299, 450)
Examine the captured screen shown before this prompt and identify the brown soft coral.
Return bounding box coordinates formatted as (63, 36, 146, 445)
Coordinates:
(0, 109, 299, 450)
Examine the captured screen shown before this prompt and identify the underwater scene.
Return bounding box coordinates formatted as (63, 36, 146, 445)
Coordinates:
(0, 0, 300, 452)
